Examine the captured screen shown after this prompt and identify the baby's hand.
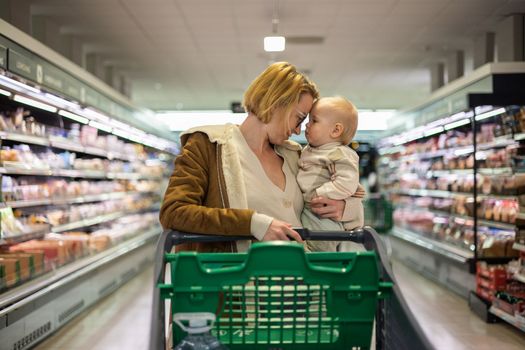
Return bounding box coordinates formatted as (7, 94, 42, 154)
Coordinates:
(310, 197, 345, 221)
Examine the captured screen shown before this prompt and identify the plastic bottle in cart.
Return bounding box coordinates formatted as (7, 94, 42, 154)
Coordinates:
(173, 312, 228, 350)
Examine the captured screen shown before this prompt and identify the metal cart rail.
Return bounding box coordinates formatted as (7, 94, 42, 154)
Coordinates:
(150, 227, 434, 350)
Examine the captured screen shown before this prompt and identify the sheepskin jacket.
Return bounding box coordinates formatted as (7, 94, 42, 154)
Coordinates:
(159, 124, 302, 252)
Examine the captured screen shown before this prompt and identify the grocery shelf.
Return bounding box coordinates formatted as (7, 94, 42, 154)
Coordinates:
(0, 131, 50, 147)
(4, 191, 146, 208)
(0, 226, 159, 309)
(0, 224, 51, 245)
(0, 165, 161, 180)
(391, 188, 517, 201)
(390, 226, 473, 263)
(382, 138, 512, 164)
(513, 273, 525, 284)
(414, 208, 517, 230)
(0, 227, 159, 349)
(514, 133, 525, 141)
(489, 306, 525, 332)
(50, 205, 159, 233)
(428, 169, 473, 176)
(51, 211, 125, 233)
(513, 243, 525, 252)
(0, 132, 139, 162)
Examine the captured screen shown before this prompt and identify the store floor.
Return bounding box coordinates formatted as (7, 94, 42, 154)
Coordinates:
(35, 260, 525, 350)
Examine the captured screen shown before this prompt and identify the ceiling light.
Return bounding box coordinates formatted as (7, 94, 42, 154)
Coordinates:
(13, 94, 58, 113)
(59, 110, 89, 124)
(264, 36, 285, 52)
(264, 0, 285, 52)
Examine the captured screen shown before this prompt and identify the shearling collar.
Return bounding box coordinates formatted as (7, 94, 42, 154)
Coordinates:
(180, 123, 302, 153)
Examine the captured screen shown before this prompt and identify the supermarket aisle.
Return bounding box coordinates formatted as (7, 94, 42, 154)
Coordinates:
(392, 259, 525, 350)
(35, 265, 154, 350)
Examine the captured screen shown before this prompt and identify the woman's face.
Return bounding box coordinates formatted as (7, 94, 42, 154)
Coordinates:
(267, 93, 314, 145)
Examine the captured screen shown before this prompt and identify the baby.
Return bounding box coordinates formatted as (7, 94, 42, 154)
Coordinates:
(297, 96, 364, 252)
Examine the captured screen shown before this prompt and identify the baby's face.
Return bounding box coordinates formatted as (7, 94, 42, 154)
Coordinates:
(305, 101, 337, 147)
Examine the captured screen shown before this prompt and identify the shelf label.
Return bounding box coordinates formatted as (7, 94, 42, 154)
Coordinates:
(9, 49, 37, 81)
(0, 45, 6, 68)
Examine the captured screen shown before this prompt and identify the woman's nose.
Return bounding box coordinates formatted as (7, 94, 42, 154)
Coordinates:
(293, 125, 301, 135)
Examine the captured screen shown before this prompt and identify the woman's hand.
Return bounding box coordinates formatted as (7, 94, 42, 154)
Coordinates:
(262, 219, 303, 242)
(310, 197, 345, 221)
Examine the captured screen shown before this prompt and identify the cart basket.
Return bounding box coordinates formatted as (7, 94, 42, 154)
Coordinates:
(150, 227, 434, 350)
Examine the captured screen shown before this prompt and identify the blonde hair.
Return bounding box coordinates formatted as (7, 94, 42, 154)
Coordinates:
(243, 62, 319, 124)
(319, 96, 358, 144)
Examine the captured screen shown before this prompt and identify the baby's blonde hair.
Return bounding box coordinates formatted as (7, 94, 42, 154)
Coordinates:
(318, 96, 358, 144)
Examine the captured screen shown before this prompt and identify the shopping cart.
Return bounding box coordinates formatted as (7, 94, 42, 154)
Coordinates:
(149, 227, 434, 350)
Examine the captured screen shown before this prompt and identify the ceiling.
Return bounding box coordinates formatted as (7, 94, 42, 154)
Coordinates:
(20, 0, 525, 111)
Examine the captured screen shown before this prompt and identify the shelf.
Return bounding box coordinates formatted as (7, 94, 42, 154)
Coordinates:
(0, 225, 160, 311)
(428, 169, 473, 176)
(515, 133, 525, 141)
(391, 189, 517, 201)
(0, 131, 50, 146)
(50, 205, 159, 233)
(51, 211, 126, 233)
(394, 204, 517, 231)
(513, 273, 525, 284)
(380, 137, 515, 166)
(513, 243, 525, 252)
(390, 226, 473, 263)
(0, 166, 161, 180)
(0, 132, 139, 162)
(4, 191, 150, 208)
(427, 168, 513, 177)
(489, 306, 525, 332)
(0, 224, 51, 245)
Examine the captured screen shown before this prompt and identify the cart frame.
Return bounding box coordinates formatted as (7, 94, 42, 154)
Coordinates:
(149, 227, 434, 350)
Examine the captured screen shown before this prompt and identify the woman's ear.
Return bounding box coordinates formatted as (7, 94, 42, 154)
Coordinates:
(331, 122, 344, 139)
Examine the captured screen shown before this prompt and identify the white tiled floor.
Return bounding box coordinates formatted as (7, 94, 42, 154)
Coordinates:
(35, 266, 154, 350)
(35, 260, 525, 350)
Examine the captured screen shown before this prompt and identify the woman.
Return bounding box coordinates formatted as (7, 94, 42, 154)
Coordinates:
(159, 62, 363, 252)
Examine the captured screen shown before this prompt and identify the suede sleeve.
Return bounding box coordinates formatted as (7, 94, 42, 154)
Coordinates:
(159, 132, 254, 236)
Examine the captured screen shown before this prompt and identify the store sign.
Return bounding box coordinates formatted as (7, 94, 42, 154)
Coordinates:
(42, 63, 65, 92)
(64, 77, 82, 101)
(84, 88, 99, 107)
(9, 49, 37, 81)
(0, 45, 6, 68)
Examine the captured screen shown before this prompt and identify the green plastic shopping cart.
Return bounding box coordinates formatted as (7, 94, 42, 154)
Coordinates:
(150, 228, 434, 350)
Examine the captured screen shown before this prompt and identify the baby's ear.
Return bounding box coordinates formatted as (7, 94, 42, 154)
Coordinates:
(331, 122, 344, 139)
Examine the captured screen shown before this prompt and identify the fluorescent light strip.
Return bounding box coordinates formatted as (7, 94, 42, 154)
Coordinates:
(13, 94, 58, 113)
(111, 128, 132, 140)
(44, 93, 81, 110)
(59, 110, 89, 124)
(88, 120, 112, 133)
(0, 74, 41, 93)
(474, 107, 506, 121)
(84, 108, 111, 122)
(0, 88, 11, 96)
(454, 146, 474, 156)
(423, 126, 444, 137)
(444, 118, 471, 130)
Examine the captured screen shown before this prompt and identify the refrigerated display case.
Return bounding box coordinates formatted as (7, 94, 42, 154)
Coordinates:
(0, 20, 178, 349)
(376, 62, 525, 332)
